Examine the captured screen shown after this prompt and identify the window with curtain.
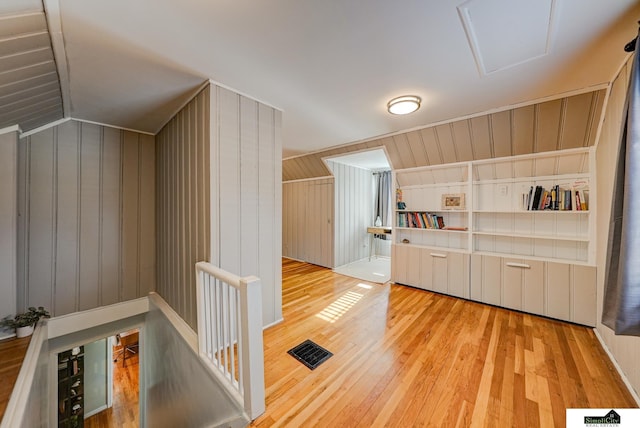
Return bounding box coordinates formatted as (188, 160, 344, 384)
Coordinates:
(602, 32, 640, 336)
(374, 171, 392, 239)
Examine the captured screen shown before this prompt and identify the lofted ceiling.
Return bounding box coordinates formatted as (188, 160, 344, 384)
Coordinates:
(2, 1, 639, 156)
(0, 0, 63, 132)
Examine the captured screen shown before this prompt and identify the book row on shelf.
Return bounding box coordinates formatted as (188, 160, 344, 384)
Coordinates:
(522, 183, 588, 211)
(397, 211, 445, 229)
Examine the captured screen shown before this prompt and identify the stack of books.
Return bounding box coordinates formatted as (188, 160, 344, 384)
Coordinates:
(522, 185, 588, 211)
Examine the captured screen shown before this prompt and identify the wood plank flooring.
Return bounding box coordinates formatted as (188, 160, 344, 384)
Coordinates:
(251, 258, 637, 427)
(0, 335, 31, 419)
(84, 352, 139, 428)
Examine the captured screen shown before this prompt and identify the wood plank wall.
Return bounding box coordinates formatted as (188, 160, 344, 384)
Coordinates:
(0, 130, 18, 319)
(283, 90, 606, 181)
(210, 84, 283, 326)
(328, 161, 373, 267)
(155, 88, 210, 330)
(595, 56, 640, 396)
(282, 177, 334, 268)
(17, 120, 155, 316)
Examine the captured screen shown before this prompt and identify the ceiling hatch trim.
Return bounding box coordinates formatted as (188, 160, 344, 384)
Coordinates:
(457, 0, 558, 76)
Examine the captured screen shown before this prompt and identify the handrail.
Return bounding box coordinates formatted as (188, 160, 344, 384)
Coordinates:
(195, 261, 265, 420)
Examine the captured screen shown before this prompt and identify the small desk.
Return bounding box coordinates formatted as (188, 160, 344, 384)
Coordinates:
(367, 226, 392, 261)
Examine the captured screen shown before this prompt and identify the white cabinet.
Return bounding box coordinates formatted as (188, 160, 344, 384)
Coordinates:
(469, 254, 596, 326)
(392, 148, 596, 326)
(393, 245, 469, 298)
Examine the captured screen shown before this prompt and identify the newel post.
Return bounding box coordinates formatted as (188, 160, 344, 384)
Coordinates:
(239, 276, 265, 419)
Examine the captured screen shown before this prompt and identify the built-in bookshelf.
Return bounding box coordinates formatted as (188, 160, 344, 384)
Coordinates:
(471, 148, 593, 264)
(393, 162, 470, 252)
(392, 148, 596, 325)
(58, 346, 84, 427)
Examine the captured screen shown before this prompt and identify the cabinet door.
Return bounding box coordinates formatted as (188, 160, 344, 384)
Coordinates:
(406, 246, 422, 287)
(546, 262, 571, 321)
(431, 252, 449, 294)
(572, 265, 596, 326)
(502, 258, 524, 311)
(470, 254, 501, 306)
(470, 254, 482, 302)
(392, 245, 409, 285)
(522, 260, 544, 315)
(419, 248, 434, 291)
(447, 252, 469, 298)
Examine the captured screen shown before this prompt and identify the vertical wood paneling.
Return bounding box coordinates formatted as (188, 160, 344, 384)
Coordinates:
(78, 123, 101, 310)
(469, 116, 492, 160)
(16, 133, 28, 312)
(259, 104, 277, 324)
(157, 83, 281, 328)
(435, 125, 456, 164)
(28, 128, 55, 311)
(274, 110, 283, 322)
(218, 87, 241, 275)
(451, 121, 473, 162)
(0, 131, 18, 319)
(406, 131, 429, 166)
(17, 119, 154, 316)
(282, 90, 607, 180)
(392, 134, 414, 169)
(282, 177, 335, 268)
(535, 99, 562, 152)
(156, 88, 210, 329)
(241, 96, 259, 278)
(54, 121, 79, 315)
(586, 90, 606, 147)
(101, 127, 121, 306)
(122, 131, 140, 302)
(420, 128, 443, 165)
(491, 111, 512, 158)
(560, 92, 593, 149)
(328, 161, 373, 267)
(139, 134, 155, 297)
(512, 106, 535, 155)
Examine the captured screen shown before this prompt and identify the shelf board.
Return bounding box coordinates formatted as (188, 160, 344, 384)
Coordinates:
(472, 250, 592, 266)
(396, 209, 469, 214)
(472, 175, 589, 185)
(472, 209, 589, 214)
(472, 231, 589, 242)
(393, 243, 470, 254)
(395, 227, 468, 233)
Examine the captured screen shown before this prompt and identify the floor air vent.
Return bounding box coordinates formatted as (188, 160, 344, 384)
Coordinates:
(287, 339, 333, 370)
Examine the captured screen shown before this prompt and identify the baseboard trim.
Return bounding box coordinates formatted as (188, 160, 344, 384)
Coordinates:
(263, 318, 284, 330)
(84, 404, 108, 418)
(593, 328, 640, 406)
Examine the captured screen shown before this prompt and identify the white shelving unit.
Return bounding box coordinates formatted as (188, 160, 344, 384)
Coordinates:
(391, 148, 597, 326)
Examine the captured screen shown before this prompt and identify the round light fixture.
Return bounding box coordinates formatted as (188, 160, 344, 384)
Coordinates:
(387, 95, 421, 115)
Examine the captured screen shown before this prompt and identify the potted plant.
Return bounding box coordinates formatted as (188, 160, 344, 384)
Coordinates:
(1, 306, 50, 338)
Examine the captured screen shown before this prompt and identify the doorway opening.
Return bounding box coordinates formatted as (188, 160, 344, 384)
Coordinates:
(83, 328, 139, 427)
(325, 148, 392, 283)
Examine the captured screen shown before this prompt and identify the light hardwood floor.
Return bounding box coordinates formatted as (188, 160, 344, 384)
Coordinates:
(251, 258, 636, 427)
(84, 351, 139, 428)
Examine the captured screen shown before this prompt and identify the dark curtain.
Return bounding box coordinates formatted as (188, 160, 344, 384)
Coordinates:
(602, 36, 640, 336)
(374, 171, 392, 239)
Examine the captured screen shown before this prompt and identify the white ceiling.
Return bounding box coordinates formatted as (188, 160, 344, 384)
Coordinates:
(48, 0, 640, 157)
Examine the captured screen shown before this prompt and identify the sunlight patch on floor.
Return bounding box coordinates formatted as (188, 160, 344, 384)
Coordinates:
(316, 291, 363, 323)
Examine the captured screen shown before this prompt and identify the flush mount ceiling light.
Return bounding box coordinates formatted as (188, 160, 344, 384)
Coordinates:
(387, 95, 421, 115)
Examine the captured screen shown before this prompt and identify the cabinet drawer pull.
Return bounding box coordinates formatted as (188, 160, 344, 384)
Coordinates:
(506, 262, 530, 269)
(430, 253, 447, 258)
